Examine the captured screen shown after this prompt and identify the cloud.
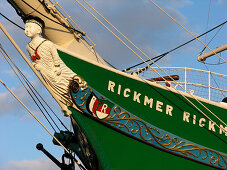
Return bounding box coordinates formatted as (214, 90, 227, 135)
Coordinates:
(0, 158, 81, 170)
(218, 0, 227, 4)
(0, 87, 26, 116)
(1, 69, 31, 79)
(157, 0, 193, 8)
(0, 80, 45, 116)
(61, 0, 190, 69)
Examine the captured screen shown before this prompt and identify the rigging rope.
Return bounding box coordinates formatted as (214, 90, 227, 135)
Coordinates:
(132, 54, 166, 74)
(140, 1, 227, 129)
(19, 71, 70, 131)
(205, 0, 212, 44)
(199, 24, 225, 56)
(122, 54, 167, 72)
(79, 0, 156, 66)
(129, 15, 226, 75)
(0, 12, 24, 30)
(130, 18, 227, 73)
(73, 0, 151, 68)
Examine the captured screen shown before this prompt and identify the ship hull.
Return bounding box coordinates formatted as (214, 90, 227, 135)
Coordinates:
(70, 108, 215, 170)
(57, 48, 227, 169)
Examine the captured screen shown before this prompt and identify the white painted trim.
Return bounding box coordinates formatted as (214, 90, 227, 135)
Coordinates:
(57, 45, 227, 110)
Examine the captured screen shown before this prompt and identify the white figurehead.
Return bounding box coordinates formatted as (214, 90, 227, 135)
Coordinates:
(24, 16, 76, 116)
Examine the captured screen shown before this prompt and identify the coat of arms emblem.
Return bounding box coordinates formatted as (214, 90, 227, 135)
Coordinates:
(86, 93, 114, 119)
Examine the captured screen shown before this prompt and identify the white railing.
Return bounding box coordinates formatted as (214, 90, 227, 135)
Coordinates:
(127, 67, 227, 102)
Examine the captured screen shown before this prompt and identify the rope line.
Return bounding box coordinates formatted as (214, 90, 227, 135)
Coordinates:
(73, 0, 151, 67)
(205, 0, 212, 44)
(0, 12, 24, 30)
(78, 0, 227, 72)
(125, 18, 227, 72)
(122, 54, 167, 72)
(200, 24, 225, 56)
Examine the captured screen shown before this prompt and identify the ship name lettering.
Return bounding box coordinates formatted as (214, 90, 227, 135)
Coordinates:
(107, 80, 226, 137)
(107, 80, 173, 117)
(183, 111, 226, 136)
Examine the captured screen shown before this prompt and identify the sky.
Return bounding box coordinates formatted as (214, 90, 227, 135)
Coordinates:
(0, 0, 226, 169)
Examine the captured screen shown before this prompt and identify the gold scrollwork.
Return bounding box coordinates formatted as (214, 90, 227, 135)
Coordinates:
(104, 106, 227, 168)
(72, 75, 88, 91)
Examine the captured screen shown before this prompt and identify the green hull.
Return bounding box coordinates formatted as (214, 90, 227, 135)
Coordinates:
(70, 108, 213, 170)
(58, 48, 227, 169)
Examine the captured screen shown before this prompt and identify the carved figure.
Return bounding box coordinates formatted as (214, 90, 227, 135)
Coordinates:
(24, 16, 76, 115)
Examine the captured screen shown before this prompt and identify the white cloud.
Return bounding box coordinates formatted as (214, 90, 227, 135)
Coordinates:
(0, 158, 81, 170)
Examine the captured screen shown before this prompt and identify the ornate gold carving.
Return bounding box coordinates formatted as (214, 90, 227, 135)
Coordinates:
(72, 75, 88, 91)
(104, 106, 227, 168)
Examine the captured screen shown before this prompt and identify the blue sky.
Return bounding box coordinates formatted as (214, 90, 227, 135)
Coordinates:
(0, 0, 226, 169)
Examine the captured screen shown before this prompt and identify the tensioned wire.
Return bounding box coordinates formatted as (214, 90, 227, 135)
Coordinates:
(204, 0, 212, 45)
(0, 20, 85, 169)
(72, 0, 227, 132)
